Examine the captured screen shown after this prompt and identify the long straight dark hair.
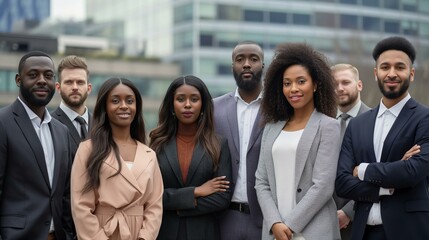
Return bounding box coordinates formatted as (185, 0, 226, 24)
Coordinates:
(149, 75, 221, 169)
(82, 77, 146, 193)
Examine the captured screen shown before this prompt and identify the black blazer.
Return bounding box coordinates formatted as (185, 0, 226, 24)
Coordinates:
(157, 138, 232, 240)
(336, 98, 429, 240)
(51, 107, 91, 156)
(0, 100, 74, 240)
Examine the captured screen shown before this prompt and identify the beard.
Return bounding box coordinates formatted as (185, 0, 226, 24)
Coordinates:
(338, 91, 359, 108)
(61, 91, 88, 108)
(377, 76, 410, 99)
(20, 86, 54, 107)
(233, 69, 263, 91)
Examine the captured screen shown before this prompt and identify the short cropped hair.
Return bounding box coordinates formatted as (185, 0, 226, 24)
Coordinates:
(18, 51, 52, 74)
(372, 36, 416, 64)
(57, 55, 89, 82)
(331, 63, 359, 81)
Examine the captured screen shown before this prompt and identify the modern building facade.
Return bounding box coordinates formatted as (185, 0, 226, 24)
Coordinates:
(0, 0, 50, 32)
(86, 0, 429, 104)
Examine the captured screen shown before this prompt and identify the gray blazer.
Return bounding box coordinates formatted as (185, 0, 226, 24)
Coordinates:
(255, 110, 341, 240)
(214, 92, 264, 227)
(336, 101, 371, 219)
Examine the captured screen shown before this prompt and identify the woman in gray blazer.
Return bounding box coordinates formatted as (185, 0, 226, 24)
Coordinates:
(255, 43, 341, 240)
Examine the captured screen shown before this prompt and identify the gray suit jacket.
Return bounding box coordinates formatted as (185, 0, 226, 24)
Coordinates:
(255, 110, 341, 240)
(214, 92, 264, 227)
(0, 100, 74, 240)
(336, 102, 371, 217)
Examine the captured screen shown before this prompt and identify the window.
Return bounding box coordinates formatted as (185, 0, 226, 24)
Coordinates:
(402, 0, 417, 12)
(362, 0, 380, 7)
(244, 10, 264, 22)
(315, 12, 336, 28)
(269, 12, 287, 24)
(402, 21, 418, 36)
(363, 16, 381, 32)
(200, 34, 214, 47)
(340, 14, 358, 29)
(384, 0, 400, 9)
(174, 3, 193, 23)
(384, 20, 400, 33)
(340, 0, 358, 4)
(218, 64, 231, 75)
(218, 4, 241, 21)
(292, 13, 311, 25)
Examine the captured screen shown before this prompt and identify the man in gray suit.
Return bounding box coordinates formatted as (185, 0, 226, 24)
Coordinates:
(214, 41, 264, 240)
(0, 51, 74, 239)
(332, 63, 370, 240)
(52, 55, 92, 155)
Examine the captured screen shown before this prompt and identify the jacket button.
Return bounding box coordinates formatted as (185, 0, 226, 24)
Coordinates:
(297, 188, 302, 193)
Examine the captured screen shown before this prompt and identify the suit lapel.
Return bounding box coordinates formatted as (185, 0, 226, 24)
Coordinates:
(364, 107, 378, 163)
(185, 143, 205, 186)
(50, 121, 62, 193)
(295, 110, 320, 185)
(163, 139, 184, 187)
(103, 148, 143, 194)
(381, 99, 416, 162)
(54, 107, 81, 146)
(247, 108, 263, 153)
(131, 142, 152, 180)
(226, 94, 240, 154)
(12, 100, 51, 188)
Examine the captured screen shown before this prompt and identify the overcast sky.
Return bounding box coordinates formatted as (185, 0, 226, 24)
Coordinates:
(50, 0, 86, 21)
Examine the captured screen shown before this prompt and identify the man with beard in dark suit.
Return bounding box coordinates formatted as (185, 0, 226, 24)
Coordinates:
(0, 51, 74, 240)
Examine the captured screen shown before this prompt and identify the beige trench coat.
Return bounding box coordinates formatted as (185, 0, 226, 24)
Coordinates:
(71, 140, 163, 240)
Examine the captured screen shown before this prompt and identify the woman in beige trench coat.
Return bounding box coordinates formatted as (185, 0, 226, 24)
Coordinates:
(71, 78, 163, 240)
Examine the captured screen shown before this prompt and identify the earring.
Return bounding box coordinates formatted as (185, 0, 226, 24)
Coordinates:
(172, 112, 175, 116)
(200, 112, 204, 116)
(313, 89, 316, 92)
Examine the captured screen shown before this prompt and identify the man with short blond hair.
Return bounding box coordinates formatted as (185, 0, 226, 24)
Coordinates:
(332, 63, 370, 240)
(52, 55, 92, 155)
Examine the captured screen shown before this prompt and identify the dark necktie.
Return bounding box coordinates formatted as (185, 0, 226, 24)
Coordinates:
(75, 116, 88, 140)
(340, 113, 351, 140)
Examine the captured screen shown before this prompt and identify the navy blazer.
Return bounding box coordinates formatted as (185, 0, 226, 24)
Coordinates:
(51, 107, 91, 156)
(213, 92, 264, 228)
(0, 100, 74, 240)
(157, 138, 232, 240)
(336, 98, 429, 240)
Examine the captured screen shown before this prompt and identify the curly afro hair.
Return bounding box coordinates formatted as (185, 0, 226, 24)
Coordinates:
(261, 42, 337, 123)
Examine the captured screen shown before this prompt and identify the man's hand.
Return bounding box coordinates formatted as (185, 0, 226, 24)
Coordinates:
(353, 166, 358, 177)
(337, 210, 351, 229)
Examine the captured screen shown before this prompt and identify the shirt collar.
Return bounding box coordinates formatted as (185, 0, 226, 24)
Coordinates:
(337, 100, 362, 119)
(17, 97, 52, 125)
(233, 87, 263, 104)
(377, 93, 411, 118)
(60, 101, 89, 123)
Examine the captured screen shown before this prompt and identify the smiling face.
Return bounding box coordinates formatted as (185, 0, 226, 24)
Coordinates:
(173, 84, 202, 126)
(16, 56, 55, 109)
(106, 83, 136, 129)
(282, 64, 316, 113)
(375, 50, 414, 102)
(56, 68, 92, 109)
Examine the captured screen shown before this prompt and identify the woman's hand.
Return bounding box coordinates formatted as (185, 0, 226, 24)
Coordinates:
(402, 144, 420, 160)
(194, 176, 229, 197)
(272, 222, 293, 240)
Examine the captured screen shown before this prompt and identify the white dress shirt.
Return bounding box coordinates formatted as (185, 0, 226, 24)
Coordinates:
(18, 97, 55, 232)
(336, 100, 362, 122)
(358, 94, 410, 225)
(59, 101, 89, 137)
(232, 88, 262, 203)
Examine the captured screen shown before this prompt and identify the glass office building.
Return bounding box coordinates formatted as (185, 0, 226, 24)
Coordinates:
(88, 0, 429, 103)
(0, 0, 50, 32)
